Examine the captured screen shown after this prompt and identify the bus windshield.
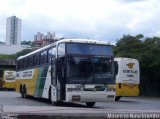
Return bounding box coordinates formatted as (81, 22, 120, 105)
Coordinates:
(67, 43, 113, 56)
(67, 56, 114, 84)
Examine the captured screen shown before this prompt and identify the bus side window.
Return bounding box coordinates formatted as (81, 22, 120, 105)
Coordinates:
(40, 50, 47, 64)
(48, 49, 52, 63)
(48, 47, 56, 62)
(21, 59, 24, 69)
(17, 61, 20, 70)
(28, 56, 31, 67)
(58, 43, 65, 57)
(34, 53, 40, 66)
(24, 58, 28, 68)
(16, 61, 19, 70)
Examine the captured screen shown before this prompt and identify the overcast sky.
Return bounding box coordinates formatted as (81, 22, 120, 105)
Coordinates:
(0, 0, 160, 43)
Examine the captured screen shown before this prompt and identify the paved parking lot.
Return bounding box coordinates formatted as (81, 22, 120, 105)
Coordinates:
(0, 91, 160, 110)
(0, 91, 160, 119)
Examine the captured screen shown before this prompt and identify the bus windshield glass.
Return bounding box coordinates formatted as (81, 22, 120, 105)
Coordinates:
(67, 57, 114, 84)
(67, 43, 113, 56)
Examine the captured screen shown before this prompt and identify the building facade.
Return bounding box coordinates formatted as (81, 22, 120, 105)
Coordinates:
(34, 32, 55, 41)
(6, 16, 21, 45)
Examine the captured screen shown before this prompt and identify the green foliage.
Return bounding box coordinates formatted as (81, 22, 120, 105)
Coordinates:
(142, 37, 160, 69)
(15, 49, 33, 58)
(0, 54, 16, 59)
(0, 49, 33, 60)
(114, 34, 143, 58)
(21, 41, 32, 45)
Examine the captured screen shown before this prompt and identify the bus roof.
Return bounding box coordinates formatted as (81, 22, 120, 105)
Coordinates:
(17, 39, 111, 60)
(57, 38, 110, 45)
(114, 57, 138, 62)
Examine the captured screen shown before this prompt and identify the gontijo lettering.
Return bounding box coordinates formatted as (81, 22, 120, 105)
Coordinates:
(123, 70, 137, 74)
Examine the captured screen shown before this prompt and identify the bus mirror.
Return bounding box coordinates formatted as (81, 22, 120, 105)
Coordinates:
(114, 61, 118, 75)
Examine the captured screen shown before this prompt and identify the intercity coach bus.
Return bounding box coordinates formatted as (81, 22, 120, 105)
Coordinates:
(114, 58, 140, 101)
(0, 70, 16, 90)
(16, 39, 115, 107)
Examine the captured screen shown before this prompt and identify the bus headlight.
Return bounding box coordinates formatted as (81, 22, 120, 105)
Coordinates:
(67, 88, 82, 92)
(67, 85, 83, 92)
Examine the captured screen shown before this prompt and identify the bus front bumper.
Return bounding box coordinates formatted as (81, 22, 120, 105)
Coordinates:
(65, 91, 115, 102)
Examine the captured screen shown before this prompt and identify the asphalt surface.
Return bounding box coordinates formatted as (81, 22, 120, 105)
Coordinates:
(0, 91, 160, 110)
(0, 91, 160, 119)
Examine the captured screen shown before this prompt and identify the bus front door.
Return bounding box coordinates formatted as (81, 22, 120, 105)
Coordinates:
(56, 58, 66, 101)
(51, 60, 57, 102)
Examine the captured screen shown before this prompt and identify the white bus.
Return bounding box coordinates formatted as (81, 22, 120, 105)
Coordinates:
(114, 58, 140, 101)
(16, 39, 115, 107)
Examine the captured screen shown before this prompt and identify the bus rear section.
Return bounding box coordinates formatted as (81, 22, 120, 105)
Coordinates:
(2, 70, 16, 89)
(114, 58, 140, 101)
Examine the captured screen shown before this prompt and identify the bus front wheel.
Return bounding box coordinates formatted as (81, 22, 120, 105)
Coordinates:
(21, 85, 27, 98)
(115, 96, 121, 101)
(20, 85, 24, 98)
(23, 86, 27, 98)
(86, 102, 95, 107)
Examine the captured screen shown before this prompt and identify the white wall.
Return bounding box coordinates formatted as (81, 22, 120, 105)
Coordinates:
(0, 45, 31, 55)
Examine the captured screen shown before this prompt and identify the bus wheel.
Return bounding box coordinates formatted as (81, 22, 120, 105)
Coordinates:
(86, 102, 95, 107)
(49, 87, 52, 102)
(115, 96, 121, 101)
(23, 86, 27, 98)
(20, 85, 24, 98)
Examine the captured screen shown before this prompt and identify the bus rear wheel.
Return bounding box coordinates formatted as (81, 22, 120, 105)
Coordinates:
(21, 85, 27, 98)
(86, 102, 95, 107)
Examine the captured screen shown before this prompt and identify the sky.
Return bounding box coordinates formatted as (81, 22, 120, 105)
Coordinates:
(0, 0, 160, 44)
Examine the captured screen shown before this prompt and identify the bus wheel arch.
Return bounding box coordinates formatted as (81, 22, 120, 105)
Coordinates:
(115, 96, 121, 101)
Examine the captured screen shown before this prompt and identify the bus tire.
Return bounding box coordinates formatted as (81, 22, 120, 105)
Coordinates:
(23, 85, 27, 98)
(49, 87, 51, 102)
(20, 85, 24, 98)
(86, 102, 95, 107)
(115, 96, 121, 101)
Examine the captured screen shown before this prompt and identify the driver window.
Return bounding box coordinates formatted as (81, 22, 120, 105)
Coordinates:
(48, 47, 56, 62)
(58, 43, 65, 57)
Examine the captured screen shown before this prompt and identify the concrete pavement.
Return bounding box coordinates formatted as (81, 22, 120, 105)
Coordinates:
(1, 105, 160, 119)
(1, 91, 160, 119)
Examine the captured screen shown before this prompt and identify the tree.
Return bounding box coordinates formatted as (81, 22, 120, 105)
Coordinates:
(114, 34, 143, 59)
(21, 41, 32, 45)
(15, 49, 34, 58)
